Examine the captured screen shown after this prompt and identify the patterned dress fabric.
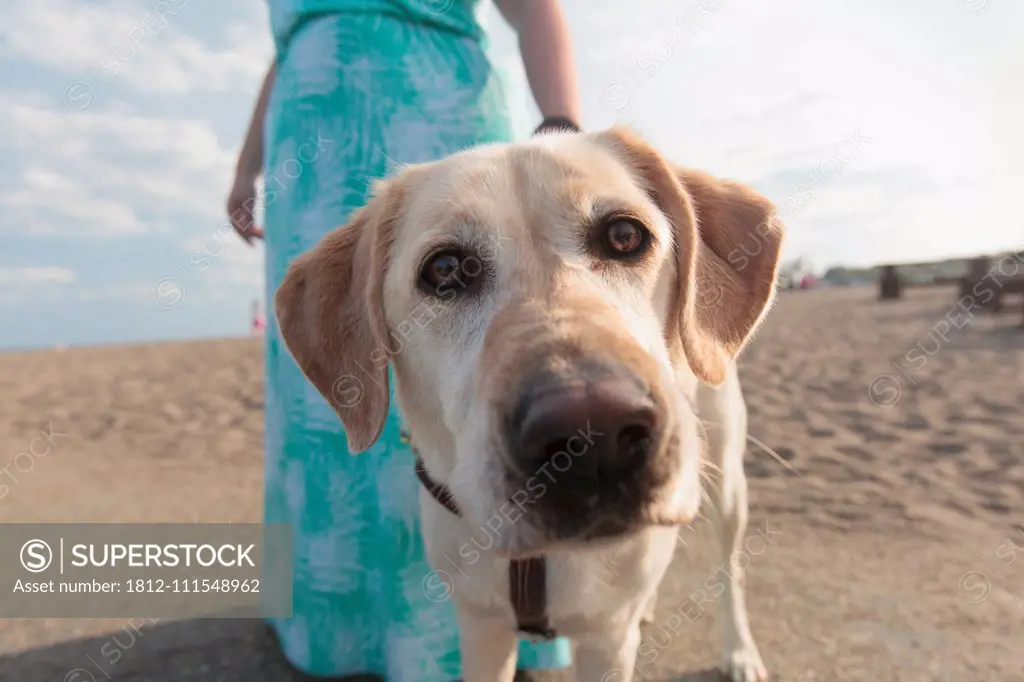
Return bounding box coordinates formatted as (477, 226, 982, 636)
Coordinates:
(262, 2, 573, 678)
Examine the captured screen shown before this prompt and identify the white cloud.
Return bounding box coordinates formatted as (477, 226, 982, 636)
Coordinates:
(0, 0, 273, 242)
(0, 0, 270, 97)
(0, 267, 77, 285)
(0, 167, 145, 236)
(0, 267, 78, 305)
(180, 232, 264, 287)
(0, 102, 237, 237)
(73, 283, 157, 303)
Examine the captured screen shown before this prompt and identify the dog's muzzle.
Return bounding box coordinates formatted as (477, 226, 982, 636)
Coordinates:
(503, 362, 669, 540)
(510, 369, 657, 480)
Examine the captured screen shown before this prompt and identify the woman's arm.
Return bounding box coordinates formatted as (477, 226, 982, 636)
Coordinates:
(236, 62, 277, 180)
(227, 62, 277, 243)
(494, 0, 582, 130)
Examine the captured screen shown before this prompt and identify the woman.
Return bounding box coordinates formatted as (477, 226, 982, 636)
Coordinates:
(227, 1, 581, 679)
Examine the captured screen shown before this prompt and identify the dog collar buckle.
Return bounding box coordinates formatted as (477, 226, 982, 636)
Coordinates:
(517, 625, 559, 642)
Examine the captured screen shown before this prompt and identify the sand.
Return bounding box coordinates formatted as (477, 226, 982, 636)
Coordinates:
(0, 284, 1021, 681)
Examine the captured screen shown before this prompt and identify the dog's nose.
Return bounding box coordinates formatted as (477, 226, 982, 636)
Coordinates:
(513, 377, 658, 479)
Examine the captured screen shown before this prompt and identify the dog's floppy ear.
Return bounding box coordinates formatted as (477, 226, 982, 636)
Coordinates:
(596, 127, 785, 385)
(273, 180, 402, 452)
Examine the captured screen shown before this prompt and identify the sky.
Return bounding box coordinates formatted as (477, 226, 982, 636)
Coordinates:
(0, 0, 1021, 350)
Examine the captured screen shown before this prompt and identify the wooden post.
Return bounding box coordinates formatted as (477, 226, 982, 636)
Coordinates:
(878, 265, 902, 300)
(962, 256, 1000, 312)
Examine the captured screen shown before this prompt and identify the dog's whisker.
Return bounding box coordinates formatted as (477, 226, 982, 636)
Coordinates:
(700, 459, 722, 474)
(744, 433, 799, 475)
(693, 416, 797, 476)
(699, 458, 723, 489)
(699, 469, 720, 489)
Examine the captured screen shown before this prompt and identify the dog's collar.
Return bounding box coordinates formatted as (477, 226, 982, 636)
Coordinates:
(414, 457, 462, 516)
(402, 430, 557, 642)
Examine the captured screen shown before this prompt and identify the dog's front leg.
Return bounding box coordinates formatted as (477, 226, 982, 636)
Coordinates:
(701, 388, 768, 682)
(574, 622, 642, 682)
(454, 603, 519, 682)
(706, 463, 767, 682)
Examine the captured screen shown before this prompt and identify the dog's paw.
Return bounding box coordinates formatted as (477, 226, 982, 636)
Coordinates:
(721, 645, 768, 682)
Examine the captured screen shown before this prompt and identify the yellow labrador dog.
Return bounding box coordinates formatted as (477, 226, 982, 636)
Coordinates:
(274, 127, 783, 682)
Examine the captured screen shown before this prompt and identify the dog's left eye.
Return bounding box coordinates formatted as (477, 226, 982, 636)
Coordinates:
(418, 248, 483, 297)
(600, 218, 650, 259)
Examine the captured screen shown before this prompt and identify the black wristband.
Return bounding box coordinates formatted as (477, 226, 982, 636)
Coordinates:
(533, 116, 582, 135)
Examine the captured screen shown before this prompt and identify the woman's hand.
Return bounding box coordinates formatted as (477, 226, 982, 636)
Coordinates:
(226, 170, 264, 245)
(228, 62, 277, 245)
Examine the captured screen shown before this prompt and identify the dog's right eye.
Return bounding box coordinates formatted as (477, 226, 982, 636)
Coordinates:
(418, 248, 483, 298)
(597, 217, 651, 261)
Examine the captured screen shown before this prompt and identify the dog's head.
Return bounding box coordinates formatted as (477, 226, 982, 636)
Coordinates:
(274, 127, 783, 557)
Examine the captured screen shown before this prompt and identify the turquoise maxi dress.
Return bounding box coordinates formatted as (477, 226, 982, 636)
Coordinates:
(262, 1, 573, 678)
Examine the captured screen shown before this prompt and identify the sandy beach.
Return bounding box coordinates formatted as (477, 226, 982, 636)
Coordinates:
(0, 284, 1021, 682)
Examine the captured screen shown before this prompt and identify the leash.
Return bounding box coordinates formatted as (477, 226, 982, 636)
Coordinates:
(402, 431, 557, 641)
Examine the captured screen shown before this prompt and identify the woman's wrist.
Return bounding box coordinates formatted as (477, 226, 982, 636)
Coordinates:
(534, 116, 582, 135)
